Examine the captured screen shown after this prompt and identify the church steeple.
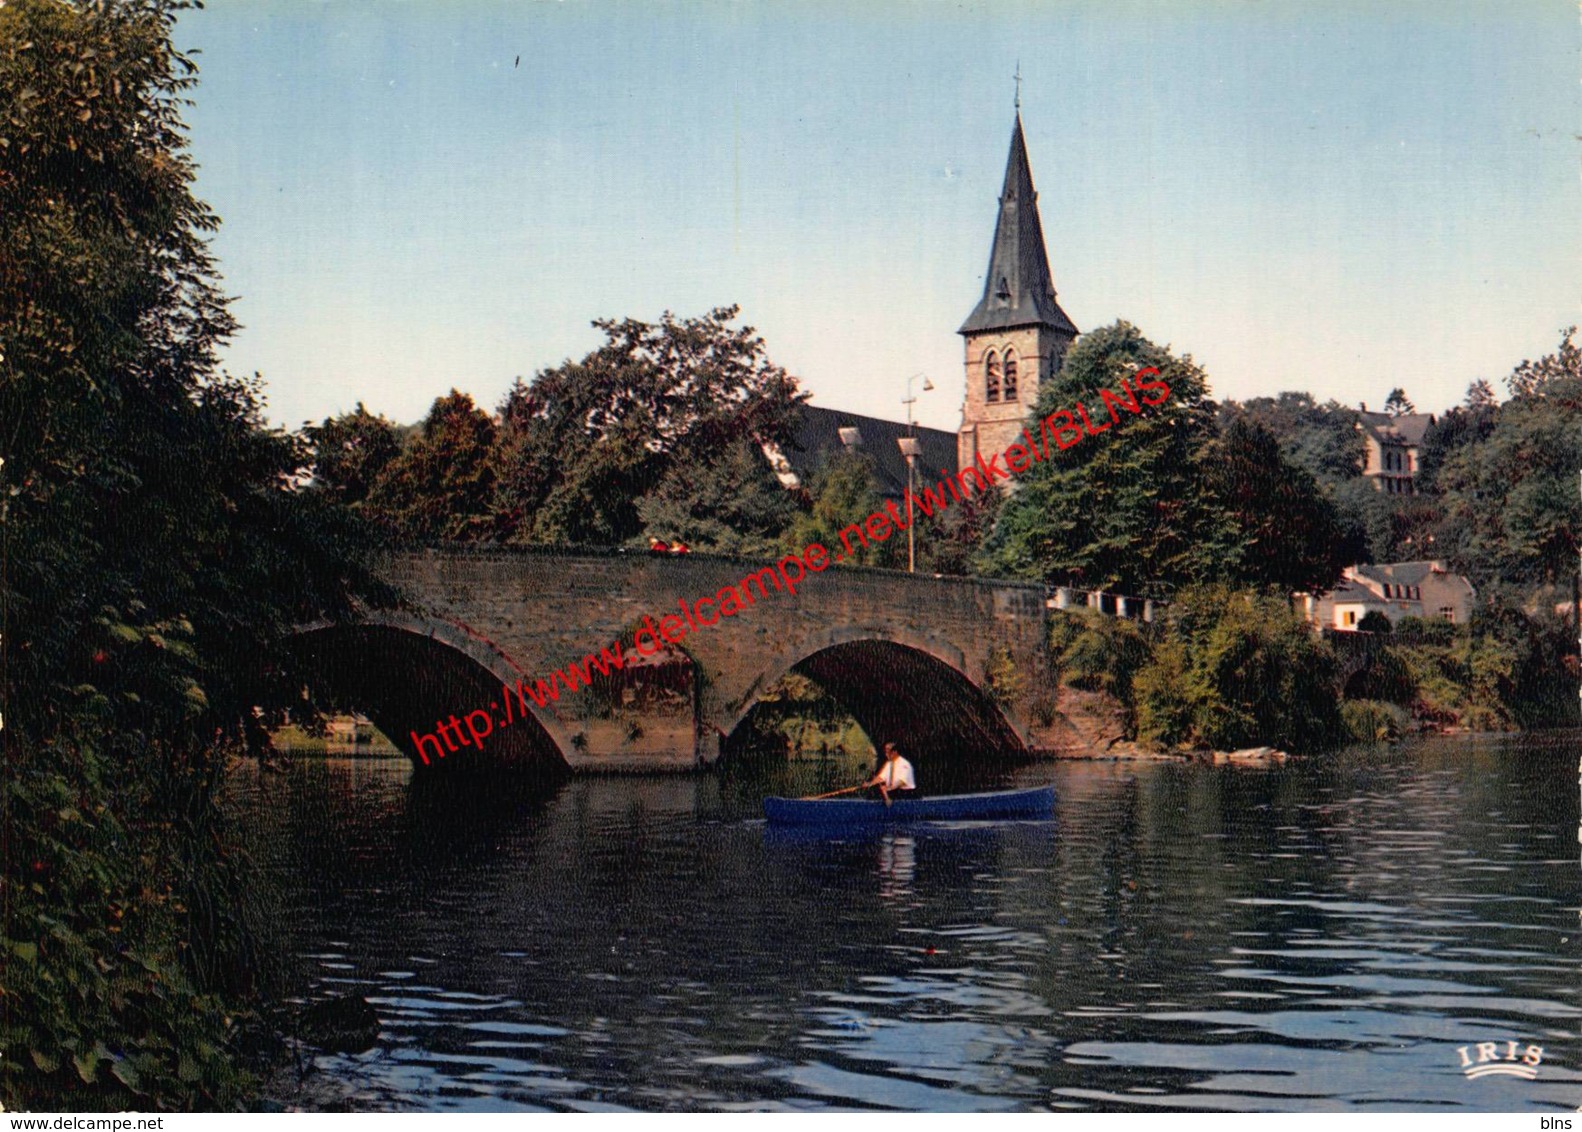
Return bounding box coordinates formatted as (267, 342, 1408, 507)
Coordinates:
(958, 115, 1077, 337)
(955, 112, 1079, 478)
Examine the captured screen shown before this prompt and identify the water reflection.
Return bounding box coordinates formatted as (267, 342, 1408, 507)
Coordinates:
(230, 734, 1582, 1112)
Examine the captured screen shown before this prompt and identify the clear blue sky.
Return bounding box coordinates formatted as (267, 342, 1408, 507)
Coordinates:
(178, 1, 1580, 432)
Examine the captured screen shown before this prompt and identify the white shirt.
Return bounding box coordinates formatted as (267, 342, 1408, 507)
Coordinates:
(876, 755, 916, 791)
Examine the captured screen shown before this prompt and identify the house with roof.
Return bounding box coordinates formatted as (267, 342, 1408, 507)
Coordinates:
(1303, 560, 1476, 630)
(1356, 408, 1435, 495)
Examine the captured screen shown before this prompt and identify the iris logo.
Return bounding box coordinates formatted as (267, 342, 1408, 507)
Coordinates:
(1456, 1040, 1544, 1080)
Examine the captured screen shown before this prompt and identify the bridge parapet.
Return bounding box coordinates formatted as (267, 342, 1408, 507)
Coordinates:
(294, 545, 1058, 778)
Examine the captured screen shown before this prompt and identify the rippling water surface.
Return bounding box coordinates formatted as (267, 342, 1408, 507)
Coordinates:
(230, 734, 1582, 1112)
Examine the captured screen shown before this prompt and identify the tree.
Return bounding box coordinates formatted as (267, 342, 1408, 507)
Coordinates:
(1220, 392, 1366, 485)
(306, 402, 405, 507)
(1384, 388, 1416, 415)
(919, 473, 1002, 576)
(365, 391, 497, 541)
(635, 436, 797, 555)
(1432, 330, 1582, 588)
(1, 0, 369, 1108)
(492, 306, 807, 545)
(1202, 418, 1356, 592)
(1357, 610, 1393, 633)
(984, 321, 1352, 596)
(1505, 326, 1581, 399)
(1465, 378, 1498, 411)
(982, 321, 1235, 596)
(785, 449, 901, 568)
(1133, 587, 1344, 753)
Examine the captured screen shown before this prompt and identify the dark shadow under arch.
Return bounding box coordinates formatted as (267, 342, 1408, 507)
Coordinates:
(724, 638, 1028, 794)
(290, 616, 571, 782)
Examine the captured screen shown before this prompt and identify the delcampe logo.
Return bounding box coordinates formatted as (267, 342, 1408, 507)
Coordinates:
(1456, 1040, 1545, 1080)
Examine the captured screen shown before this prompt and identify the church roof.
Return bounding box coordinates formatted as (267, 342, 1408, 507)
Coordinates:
(781, 406, 957, 501)
(959, 115, 1078, 338)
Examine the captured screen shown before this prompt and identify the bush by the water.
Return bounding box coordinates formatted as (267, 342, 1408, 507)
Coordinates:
(1341, 699, 1410, 743)
(1050, 588, 1344, 753)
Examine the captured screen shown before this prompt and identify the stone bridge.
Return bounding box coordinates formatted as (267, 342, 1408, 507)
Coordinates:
(292, 547, 1057, 780)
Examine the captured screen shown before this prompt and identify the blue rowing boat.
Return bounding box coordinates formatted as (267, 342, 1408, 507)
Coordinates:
(763, 785, 1055, 827)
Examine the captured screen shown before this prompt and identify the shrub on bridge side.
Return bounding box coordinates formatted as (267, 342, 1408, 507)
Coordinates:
(1049, 611, 1152, 732)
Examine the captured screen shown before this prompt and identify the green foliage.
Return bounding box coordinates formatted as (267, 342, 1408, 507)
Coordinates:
(4, 731, 272, 1110)
(1384, 388, 1416, 415)
(1049, 610, 1151, 709)
(984, 646, 1024, 707)
(1341, 700, 1409, 744)
(1432, 328, 1582, 588)
(983, 321, 1233, 595)
(1505, 325, 1581, 399)
(306, 402, 405, 508)
(365, 390, 497, 541)
(1397, 632, 1518, 732)
(1416, 389, 1498, 493)
(785, 449, 902, 568)
(733, 672, 873, 759)
(1134, 588, 1344, 753)
(919, 475, 1001, 576)
(1344, 645, 1415, 704)
(635, 436, 797, 555)
(1357, 610, 1392, 633)
(1394, 615, 1457, 644)
(492, 306, 807, 546)
(1, 0, 368, 1109)
(1203, 418, 1353, 592)
(985, 322, 1350, 595)
(1219, 391, 1366, 485)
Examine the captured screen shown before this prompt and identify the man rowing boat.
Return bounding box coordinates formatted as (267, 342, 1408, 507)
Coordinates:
(865, 742, 916, 804)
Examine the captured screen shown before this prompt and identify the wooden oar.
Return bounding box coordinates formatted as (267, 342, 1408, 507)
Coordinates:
(805, 784, 869, 801)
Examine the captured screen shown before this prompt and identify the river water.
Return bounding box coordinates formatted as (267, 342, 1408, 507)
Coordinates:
(232, 733, 1582, 1112)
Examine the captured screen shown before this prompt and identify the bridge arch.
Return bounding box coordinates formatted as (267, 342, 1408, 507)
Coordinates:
(290, 610, 573, 777)
(722, 628, 1027, 787)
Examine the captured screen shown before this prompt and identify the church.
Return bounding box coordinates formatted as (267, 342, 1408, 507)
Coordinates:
(777, 113, 1077, 494)
(954, 113, 1079, 475)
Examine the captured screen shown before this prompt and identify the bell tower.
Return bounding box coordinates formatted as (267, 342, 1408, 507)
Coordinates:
(957, 114, 1078, 473)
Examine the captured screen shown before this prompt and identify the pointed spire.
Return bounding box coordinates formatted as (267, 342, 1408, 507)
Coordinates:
(959, 115, 1077, 337)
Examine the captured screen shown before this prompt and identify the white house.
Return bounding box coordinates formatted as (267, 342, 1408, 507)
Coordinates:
(1304, 560, 1477, 630)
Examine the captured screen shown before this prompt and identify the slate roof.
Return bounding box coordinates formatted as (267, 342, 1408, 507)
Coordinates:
(1357, 410, 1434, 448)
(1327, 578, 1390, 605)
(781, 406, 958, 501)
(959, 115, 1078, 338)
(1350, 560, 1474, 593)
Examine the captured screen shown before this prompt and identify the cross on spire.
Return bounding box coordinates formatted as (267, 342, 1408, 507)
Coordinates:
(1014, 61, 1022, 111)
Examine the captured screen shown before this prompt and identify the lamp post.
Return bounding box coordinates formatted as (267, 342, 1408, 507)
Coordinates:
(897, 375, 934, 573)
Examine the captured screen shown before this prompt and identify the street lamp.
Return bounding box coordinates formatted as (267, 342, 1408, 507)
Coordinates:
(897, 375, 934, 573)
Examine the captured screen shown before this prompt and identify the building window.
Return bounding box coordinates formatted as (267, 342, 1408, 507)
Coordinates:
(1344, 610, 1357, 627)
(1440, 606, 1455, 623)
(985, 351, 1001, 403)
(1003, 350, 1019, 401)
